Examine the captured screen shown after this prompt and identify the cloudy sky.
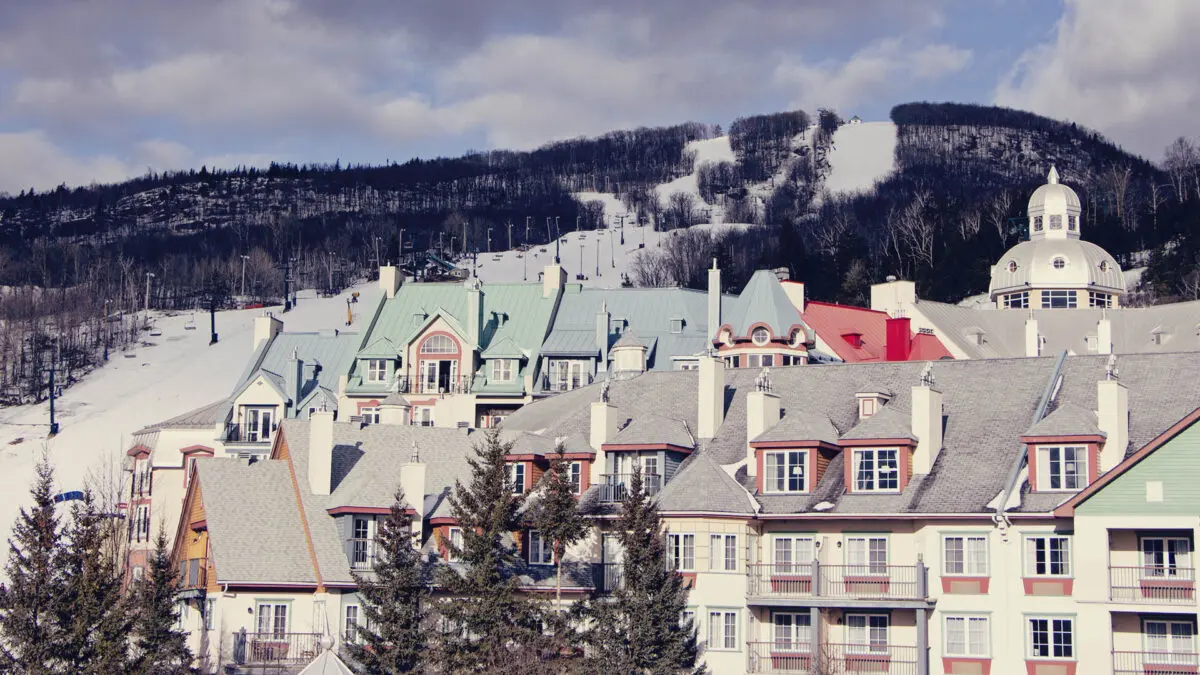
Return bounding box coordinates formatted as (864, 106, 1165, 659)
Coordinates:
(2, 0, 1199, 193)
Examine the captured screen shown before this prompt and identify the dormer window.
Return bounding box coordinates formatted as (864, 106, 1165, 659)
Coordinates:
(1068, 215, 1077, 231)
(852, 448, 899, 492)
(752, 327, 771, 346)
(842, 333, 864, 349)
(855, 392, 890, 420)
(507, 463, 526, 495)
(763, 451, 807, 493)
(669, 318, 684, 334)
(1035, 445, 1087, 491)
(365, 359, 388, 383)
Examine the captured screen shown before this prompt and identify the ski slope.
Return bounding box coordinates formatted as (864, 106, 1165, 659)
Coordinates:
(0, 284, 380, 547)
(824, 121, 897, 194)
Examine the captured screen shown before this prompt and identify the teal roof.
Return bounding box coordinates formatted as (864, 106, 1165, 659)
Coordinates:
(721, 270, 807, 338)
(358, 336, 401, 358)
(224, 330, 362, 419)
(481, 336, 526, 359)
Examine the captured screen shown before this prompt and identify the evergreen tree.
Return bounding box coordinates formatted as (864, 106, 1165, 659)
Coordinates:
(347, 488, 426, 674)
(435, 429, 547, 673)
(130, 531, 194, 675)
(584, 467, 699, 674)
(532, 444, 590, 611)
(0, 457, 64, 675)
(55, 490, 132, 673)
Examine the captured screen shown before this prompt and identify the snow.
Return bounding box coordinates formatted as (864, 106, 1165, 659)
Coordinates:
(654, 136, 735, 208)
(0, 284, 380, 547)
(824, 121, 897, 195)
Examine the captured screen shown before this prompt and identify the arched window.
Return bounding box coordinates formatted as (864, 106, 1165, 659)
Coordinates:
(751, 327, 771, 346)
(1007, 260, 1018, 273)
(421, 334, 457, 354)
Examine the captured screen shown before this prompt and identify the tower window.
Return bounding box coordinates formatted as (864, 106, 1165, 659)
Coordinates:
(1033, 216, 1043, 232)
(1007, 260, 1018, 273)
(1099, 260, 1109, 272)
(1003, 292, 1029, 309)
(1051, 257, 1066, 270)
(751, 327, 771, 346)
(1068, 215, 1077, 231)
(1049, 215, 1063, 230)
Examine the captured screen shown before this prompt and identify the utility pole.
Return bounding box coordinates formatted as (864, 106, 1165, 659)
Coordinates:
(576, 215, 581, 233)
(595, 236, 600, 277)
(275, 257, 295, 312)
(209, 287, 219, 345)
(102, 299, 111, 361)
(143, 272, 155, 327)
(462, 219, 468, 256)
(438, 231, 445, 253)
(578, 243, 583, 278)
(398, 227, 406, 264)
(555, 216, 560, 240)
(523, 247, 528, 281)
(610, 228, 616, 268)
(240, 255, 249, 297)
(45, 365, 59, 436)
(371, 236, 381, 267)
(487, 227, 493, 253)
(545, 217, 552, 244)
(506, 220, 513, 250)
(525, 216, 531, 245)
(327, 252, 336, 292)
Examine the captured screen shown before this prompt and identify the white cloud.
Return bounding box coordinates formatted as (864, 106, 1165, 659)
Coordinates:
(995, 0, 1200, 159)
(0, 131, 132, 193)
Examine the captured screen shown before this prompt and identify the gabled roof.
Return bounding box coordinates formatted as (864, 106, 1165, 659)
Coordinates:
(610, 415, 693, 448)
(802, 300, 951, 363)
(612, 331, 646, 350)
(1022, 402, 1104, 438)
(753, 411, 840, 445)
(722, 269, 806, 338)
(298, 650, 354, 675)
(658, 453, 754, 514)
(481, 336, 525, 359)
(358, 336, 401, 358)
(137, 398, 229, 433)
(840, 404, 915, 442)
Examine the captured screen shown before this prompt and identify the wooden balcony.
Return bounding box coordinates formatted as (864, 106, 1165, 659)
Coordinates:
(747, 641, 919, 674)
(175, 557, 207, 599)
(1110, 566, 1196, 605)
(747, 562, 931, 608)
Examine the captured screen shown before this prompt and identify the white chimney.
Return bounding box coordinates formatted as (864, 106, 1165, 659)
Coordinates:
(707, 260, 722, 340)
(379, 265, 402, 299)
(466, 279, 483, 349)
(782, 281, 806, 313)
(1025, 318, 1041, 357)
(1097, 317, 1113, 355)
(543, 264, 566, 299)
(698, 356, 725, 439)
(590, 401, 619, 486)
(745, 390, 781, 477)
(253, 313, 283, 350)
(911, 384, 944, 474)
(1097, 378, 1129, 472)
(308, 411, 335, 495)
(400, 458, 427, 540)
(870, 279, 916, 316)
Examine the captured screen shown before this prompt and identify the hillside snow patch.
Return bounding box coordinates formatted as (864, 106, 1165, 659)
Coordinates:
(825, 122, 897, 195)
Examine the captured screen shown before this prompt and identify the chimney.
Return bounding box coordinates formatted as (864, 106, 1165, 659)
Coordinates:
(285, 348, 305, 411)
(590, 401, 619, 486)
(1097, 317, 1113, 355)
(253, 313, 283, 350)
(595, 302, 611, 374)
(885, 317, 913, 361)
(400, 453, 427, 540)
(308, 411, 335, 495)
(745, 389, 781, 477)
(708, 260, 722, 340)
(697, 356, 725, 439)
(1025, 318, 1041, 357)
(1097, 378, 1129, 472)
(379, 265, 402, 299)
(911, 383, 944, 474)
(466, 279, 483, 349)
(781, 281, 806, 313)
(543, 264, 566, 299)
(870, 278, 916, 316)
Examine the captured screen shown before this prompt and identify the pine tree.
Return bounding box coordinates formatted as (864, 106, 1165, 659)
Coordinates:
(0, 456, 65, 674)
(55, 490, 133, 673)
(532, 444, 590, 611)
(583, 467, 699, 674)
(347, 488, 426, 674)
(435, 429, 547, 673)
(130, 531, 194, 675)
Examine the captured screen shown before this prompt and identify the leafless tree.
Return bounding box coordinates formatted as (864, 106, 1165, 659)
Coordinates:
(1163, 136, 1197, 202)
(630, 250, 672, 288)
(958, 209, 982, 240)
(894, 189, 936, 269)
(986, 190, 1014, 245)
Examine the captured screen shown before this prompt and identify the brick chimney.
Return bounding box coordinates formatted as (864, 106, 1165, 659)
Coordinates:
(698, 356, 725, 439)
(885, 317, 912, 361)
(308, 411, 335, 495)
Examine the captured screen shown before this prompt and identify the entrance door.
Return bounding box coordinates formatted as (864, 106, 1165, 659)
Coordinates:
(247, 408, 274, 442)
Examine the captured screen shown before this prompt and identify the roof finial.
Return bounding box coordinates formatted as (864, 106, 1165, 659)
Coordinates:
(1105, 353, 1119, 381)
(600, 377, 611, 404)
(711, 257, 718, 270)
(1048, 165, 1059, 185)
(919, 362, 935, 387)
(755, 367, 772, 394)
(410, 439, 421, 462)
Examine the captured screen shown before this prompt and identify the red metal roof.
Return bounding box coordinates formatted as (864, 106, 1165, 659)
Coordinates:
(800, 300, 952, 363)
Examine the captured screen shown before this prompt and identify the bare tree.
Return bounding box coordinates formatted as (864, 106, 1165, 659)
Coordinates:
(630, 250, 672, 287)
(1162, 136, 1197, 202)
(986, 190, 1014, 244)
(958, 208, 982, 240)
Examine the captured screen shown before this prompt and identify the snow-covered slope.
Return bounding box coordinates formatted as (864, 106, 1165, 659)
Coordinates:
(655, 136, 736, 205)
(0, 284, 380, 545)
(824, 121, 897, 194)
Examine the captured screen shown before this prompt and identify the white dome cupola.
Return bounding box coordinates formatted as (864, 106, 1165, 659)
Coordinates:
(1027, 165, 1082, 241)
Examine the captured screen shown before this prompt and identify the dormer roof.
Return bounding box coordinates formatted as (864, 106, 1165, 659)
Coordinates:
(481, 336, 525, 359)
(609, 415, 694, 449)
(752, 411, 840, 445)
(1022, 402, 1105, 439)
(840, 404, 915, 443)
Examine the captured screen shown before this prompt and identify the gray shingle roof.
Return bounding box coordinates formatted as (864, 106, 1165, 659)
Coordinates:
(754, 411, 840, 444)
(1022, 402, 1104, 437)
(658, 453, 754, 514)
(611, 415, 694, 448)
(840, 404, 916, 441)
(140, 398, 229, 432)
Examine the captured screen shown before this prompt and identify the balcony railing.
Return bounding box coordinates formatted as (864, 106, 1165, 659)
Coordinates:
(224, 422, 276, 444)
(232, 631, 322, 667)
(347, 538, 377, 572)
(1114, 650, 1200, 675)
(414, 376, 473, 395)
(175, 557, 207, 596)
(594, 562, 625, 593)
(1110, 566, 1196, 604)
(598, 473, 663, 503)
(541, 373, 593, 393)
(747, 642, 919, 674)
(747, 562, 928, 603)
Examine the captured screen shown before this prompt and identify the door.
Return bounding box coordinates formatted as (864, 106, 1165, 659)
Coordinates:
(422, 360, 438, 393)
(1145, 620, 1196, 666)
(602, 534, 624, 591)
(247, 408, 274, 442)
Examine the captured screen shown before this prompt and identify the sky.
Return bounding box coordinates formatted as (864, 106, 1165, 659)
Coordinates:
(3, 0, 1200, 194)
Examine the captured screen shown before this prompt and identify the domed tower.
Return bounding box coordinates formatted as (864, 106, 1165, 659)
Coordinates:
(988, 166, 1125, 309)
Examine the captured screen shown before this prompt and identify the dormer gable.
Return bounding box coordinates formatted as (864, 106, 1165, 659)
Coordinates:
(1021, 403, 1106, 492)
(750, 411, 840, 494)
(840, 405, 917, 494)
(855, 390, 892, 420)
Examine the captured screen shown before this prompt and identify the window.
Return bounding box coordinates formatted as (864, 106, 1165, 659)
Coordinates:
(412, 406, 433, 427)
(1088, 291, 1112, 308)
(1007, 260, 1018, 273)
(860, 398, 877, 418)
(549, 359, 587, 391)
(1099, 260, 1109, 272)
(773, 536, 815, 574)
(1025, 535, 1071, 577)
(667, 534, 695, 571)
(256, 602, 289, 638)
(491, 359, 514, 382)
(1144, 620, 1195, 663)
(529, 530, 554, 565)
(1142, 537, 1192, 577)
(1037, 445, 1087, 491)
(681, 609, 696, 630)
(1068, 215, 1077, 231)
(1028, 617, 1073, 659)
(344, 605, 359, 643)
(1033, 216, 1044, 232)
(853, 449, 899, 492)
(135, 505, 150, 542)
(508, 463, 526, 495)
(242, 406, 276, 443)
(1049, 215, 1063, 230)
(203, 598, 216, 631)
(678, 362, 699, 371)
(943, 535, 989, 576)
(359, 406, 380, 425)
(707, 610, 738, 650)
(669, 318, 684, 334)
(446, 527, 463, 562)
(351, 517, 374, 569)
(847, 536, 889, 575)
(847, 614, 889, 654)
(945, 616, 989, 658)
(420, 335, 456, 354)
(709, 534, 737, 572)
(642, 456, 659, 478)
(774, 612, 812, 653)
(764, 451, 807, 493)
(365, 358, 387, 383)
(1051, 256, 1066, 269)
(1041, 290, 1077, 308)
(746, 353, 775, 368)
(568, 462, 582, 494)
(751, 327, 771, 345)
(1003, 291, 1029, 309)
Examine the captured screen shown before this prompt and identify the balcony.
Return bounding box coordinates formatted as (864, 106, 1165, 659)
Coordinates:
(1113, 650, 1200, 675)
(594, 562, 625, 593)
(232, 631, 322, 667)
(540, 373, 593, 393)
(747, 562, 930, 608)
(224, 422, 275, 445)
(1110, 566, 1196, 605)
(175, 557, 207, 599)
(598, 473, 663, 503)
(347, 538, 377, 572)
(747, 642, 919, 674)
